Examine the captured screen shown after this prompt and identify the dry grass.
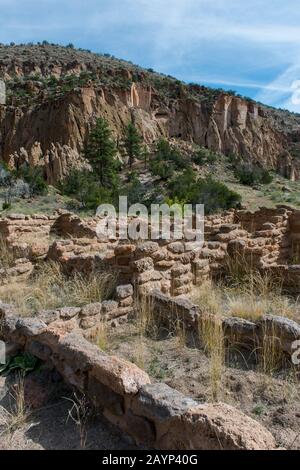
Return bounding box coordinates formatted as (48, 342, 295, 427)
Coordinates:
(291, 240, 300, 265)
(191, 280, 221, 316)
(0, 236, 15, 271)
(199, 314, 224, 401)
(65, 392, 90, 450)
(0, 373, 29, 436)
(225, 295, 268, 321)
(95, 321, 108, 351)
(192, 258, 299, 323)
(0, 261, 117, 315)
(175, 318, 186, 349)
(135, 295, 157, 338)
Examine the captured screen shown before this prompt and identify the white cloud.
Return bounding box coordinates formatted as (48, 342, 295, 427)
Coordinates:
(0, 0, 300, 110)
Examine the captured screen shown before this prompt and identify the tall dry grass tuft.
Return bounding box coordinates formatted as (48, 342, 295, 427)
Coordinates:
(95, 320, 108, 351)
(291, 240, 300, 265)
(0, 373, 29, 435)
(0, 236, 15, 271)
(133, 295, 159, 367)
(258, 323, 285, 376)
(135, 295, 157, 338)
(199, 314, 224, 401)
(0, 261, 117, 315)
(174, 317, 186, 349)
(225, 295, 268, 321)
(191, 280, 221, 316)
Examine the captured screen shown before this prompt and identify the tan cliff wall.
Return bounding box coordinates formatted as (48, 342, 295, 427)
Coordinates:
(1, 79, 299, 183)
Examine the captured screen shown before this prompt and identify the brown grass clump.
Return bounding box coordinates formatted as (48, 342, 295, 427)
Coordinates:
(0, 236, 15, 271)
(191, 280, 221, 316)
(199, 314, 224, 401)
(0, 374, 29, 436)
(0, 261, 117, 315)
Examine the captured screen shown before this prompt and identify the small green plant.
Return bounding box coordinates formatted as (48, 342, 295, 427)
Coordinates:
(252, 403, 266, 416)
(0, 352, 38, 376)
(147, 357, 166, 380)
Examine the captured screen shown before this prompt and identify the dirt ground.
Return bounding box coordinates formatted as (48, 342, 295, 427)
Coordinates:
(0, 370, 138, 450)
(106, 319, 300, 450)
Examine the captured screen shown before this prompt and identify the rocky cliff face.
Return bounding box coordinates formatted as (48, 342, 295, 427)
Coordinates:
(0, 44, 299, 183)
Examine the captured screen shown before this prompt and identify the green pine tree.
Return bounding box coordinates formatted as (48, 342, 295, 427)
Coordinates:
(84, 118, 118, 187)
(124, 122, 143, 168)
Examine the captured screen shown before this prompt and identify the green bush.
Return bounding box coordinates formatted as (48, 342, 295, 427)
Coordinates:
(150, 139, 187, 178)
(235, 164, 273, 186)
(168, 169, 241, 214)
(14, 165, 48, 196)
(150, 159, 174, 180)
(59, 170, 115, 210)
(192, 147, 218, 166)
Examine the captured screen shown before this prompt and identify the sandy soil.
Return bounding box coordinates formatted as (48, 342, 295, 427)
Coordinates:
(0, 370, 138, 450)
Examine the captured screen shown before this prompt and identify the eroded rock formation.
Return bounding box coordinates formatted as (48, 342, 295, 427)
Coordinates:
(0, 45, 300, 182)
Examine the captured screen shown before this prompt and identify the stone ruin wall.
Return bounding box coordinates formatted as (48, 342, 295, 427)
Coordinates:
(0, 302, 276, 450)
(2, 208, 300, 449)
(1, 206, 300, 297)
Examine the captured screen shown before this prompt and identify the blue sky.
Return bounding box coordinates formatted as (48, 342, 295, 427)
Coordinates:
(1, 0, 300, 111)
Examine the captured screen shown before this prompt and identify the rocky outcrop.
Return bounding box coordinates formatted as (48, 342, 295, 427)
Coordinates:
(0, 45, 300, 182)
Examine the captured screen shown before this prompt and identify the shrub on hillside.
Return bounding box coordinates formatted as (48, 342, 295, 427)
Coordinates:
(192, 147, 218, 166)
(59, 170, 116, 210)
(168, 169, 241, 213)
(235, 163, 273, 186)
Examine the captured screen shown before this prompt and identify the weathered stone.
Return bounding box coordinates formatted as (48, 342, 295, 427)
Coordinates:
(102, 300, 119, 314)
(59, 306, 81, 320)
(119, 296, 134, 308)
(80, 302, 102, 318)
(80, 316, 99, 330)
(258, 315, 300, 354)
(16, 318, 47, 337)
(38, 309, 59, 325)
(223, 317, 257, 349)
(167, 242, 185, 254)
(171, 263, 190, 276)
(116, 284, 133, 299)
(136, 242, 159, 258)
(114, 244, 136, 256)
(149, 290, 199, 327)
(137, 270, 162, 285)
(88, 375, 124, 415)
(130, 383, 198, 424)
(0, 302, 17, 317)
(158, 403, 276, 450)
(219, 224, 240, 233)
(26, 340, 52, 361)
(125, 410, 156, 446)
(131, 257, 154, 273)
(91, 354, 151, 396)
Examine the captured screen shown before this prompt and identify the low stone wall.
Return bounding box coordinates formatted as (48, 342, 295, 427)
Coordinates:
(149, 290, 300, 358)
(1, 205, 300, 296)
(0, 283, 135, 336)
(0, 307, 276, 450)
(0, 213, 55, 241)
